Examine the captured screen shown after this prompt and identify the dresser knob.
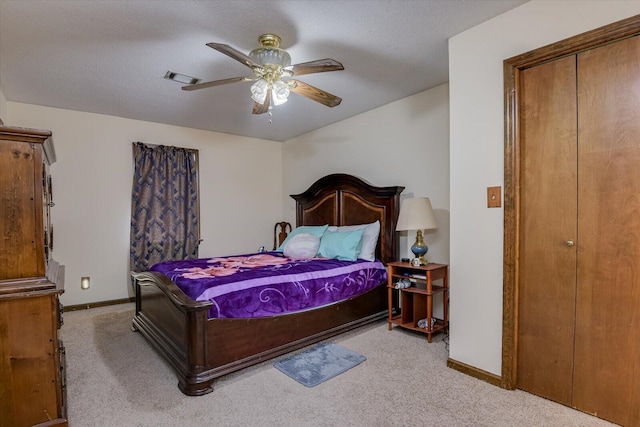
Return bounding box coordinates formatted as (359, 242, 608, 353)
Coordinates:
(565, 240, 574, 247)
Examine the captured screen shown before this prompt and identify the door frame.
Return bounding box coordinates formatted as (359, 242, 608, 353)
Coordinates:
(501, 14, 640, 390)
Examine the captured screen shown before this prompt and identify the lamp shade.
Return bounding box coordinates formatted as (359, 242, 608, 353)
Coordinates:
(396, 197, 438, 231)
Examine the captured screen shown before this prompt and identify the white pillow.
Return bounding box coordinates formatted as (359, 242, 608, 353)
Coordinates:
(277, 224, 328, 251)
(282, 233, 321, 259)
(326, 220, 380, 261)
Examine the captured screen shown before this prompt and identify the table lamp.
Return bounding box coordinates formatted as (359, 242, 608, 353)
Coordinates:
(396, 197, 438, 265)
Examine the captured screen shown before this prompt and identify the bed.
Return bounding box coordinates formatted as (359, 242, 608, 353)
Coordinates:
(131, 173, 404, 395)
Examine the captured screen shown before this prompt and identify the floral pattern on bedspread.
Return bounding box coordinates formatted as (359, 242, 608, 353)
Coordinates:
(150, 252, 387, 319)
(182, 254, 290, 279)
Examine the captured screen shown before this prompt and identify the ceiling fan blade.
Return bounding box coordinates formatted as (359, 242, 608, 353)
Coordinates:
(289, 80, 342, 107)
(252, 89, 272, 115)
(206, 42, 263, 70)
(290, 59, 344, 76)
(182, 76, 253, 91)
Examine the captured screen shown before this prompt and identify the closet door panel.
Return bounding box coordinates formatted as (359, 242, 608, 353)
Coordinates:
(517, 55, 578, 405)
(575, 35, 640, 426)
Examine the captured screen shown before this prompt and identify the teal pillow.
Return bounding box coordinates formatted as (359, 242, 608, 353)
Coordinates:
(317, 229, 365, 261)
(277, 224, 328, 251)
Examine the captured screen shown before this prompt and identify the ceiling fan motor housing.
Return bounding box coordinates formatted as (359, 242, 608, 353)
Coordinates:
(249, 34, 291, 67)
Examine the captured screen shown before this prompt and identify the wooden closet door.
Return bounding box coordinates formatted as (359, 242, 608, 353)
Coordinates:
(574, 35, 640, 426)
(517, 55, 578, 405)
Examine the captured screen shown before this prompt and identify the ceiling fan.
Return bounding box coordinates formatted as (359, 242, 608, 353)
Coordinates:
(182, 34, 344, 114)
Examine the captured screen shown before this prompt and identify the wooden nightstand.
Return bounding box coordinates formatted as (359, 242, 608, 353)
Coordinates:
(387, 261, 449, 343)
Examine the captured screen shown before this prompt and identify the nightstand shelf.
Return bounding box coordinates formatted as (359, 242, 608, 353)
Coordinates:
(387, 262, 449, 343)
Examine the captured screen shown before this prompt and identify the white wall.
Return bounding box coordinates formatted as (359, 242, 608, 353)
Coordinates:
(0, 85, 6, 124)
(283, 83, 450, 266)
(7, 103, 282, 306)
(449, 0, 640, 376)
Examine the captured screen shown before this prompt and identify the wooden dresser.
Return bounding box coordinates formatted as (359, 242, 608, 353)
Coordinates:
(0, 126, 67, 426)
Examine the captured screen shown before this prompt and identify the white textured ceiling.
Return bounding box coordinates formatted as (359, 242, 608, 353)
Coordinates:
(0, 0, 527, 142)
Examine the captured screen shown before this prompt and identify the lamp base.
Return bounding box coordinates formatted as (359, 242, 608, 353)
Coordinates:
(411, 230, 429, 266)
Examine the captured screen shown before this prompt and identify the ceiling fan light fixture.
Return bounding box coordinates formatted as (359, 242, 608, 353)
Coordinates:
(272, 80, 290, 106)
(250, 79, 268, 104)
(183, 33, 344, 115)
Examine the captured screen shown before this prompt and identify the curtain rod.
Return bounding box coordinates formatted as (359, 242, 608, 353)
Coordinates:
(132, 141, 198, 154)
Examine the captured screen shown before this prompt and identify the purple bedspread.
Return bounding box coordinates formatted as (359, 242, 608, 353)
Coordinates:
(150, 252, 387, 319)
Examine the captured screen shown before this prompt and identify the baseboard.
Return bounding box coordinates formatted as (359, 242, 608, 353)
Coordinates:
(64, 297, 135, 311)
(447, 358, 502, 387)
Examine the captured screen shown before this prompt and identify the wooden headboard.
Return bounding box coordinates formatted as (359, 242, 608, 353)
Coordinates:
(291, 174, 404, 265)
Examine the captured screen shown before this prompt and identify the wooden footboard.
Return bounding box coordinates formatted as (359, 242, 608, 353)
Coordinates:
(132, 270, 387, 396)
(131, 271, 213, 395)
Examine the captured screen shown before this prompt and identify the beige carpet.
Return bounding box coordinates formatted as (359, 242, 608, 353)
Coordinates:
(61, 303, 614, 426)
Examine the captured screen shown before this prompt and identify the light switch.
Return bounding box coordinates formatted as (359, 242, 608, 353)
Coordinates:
(487, 186, 501, 208)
